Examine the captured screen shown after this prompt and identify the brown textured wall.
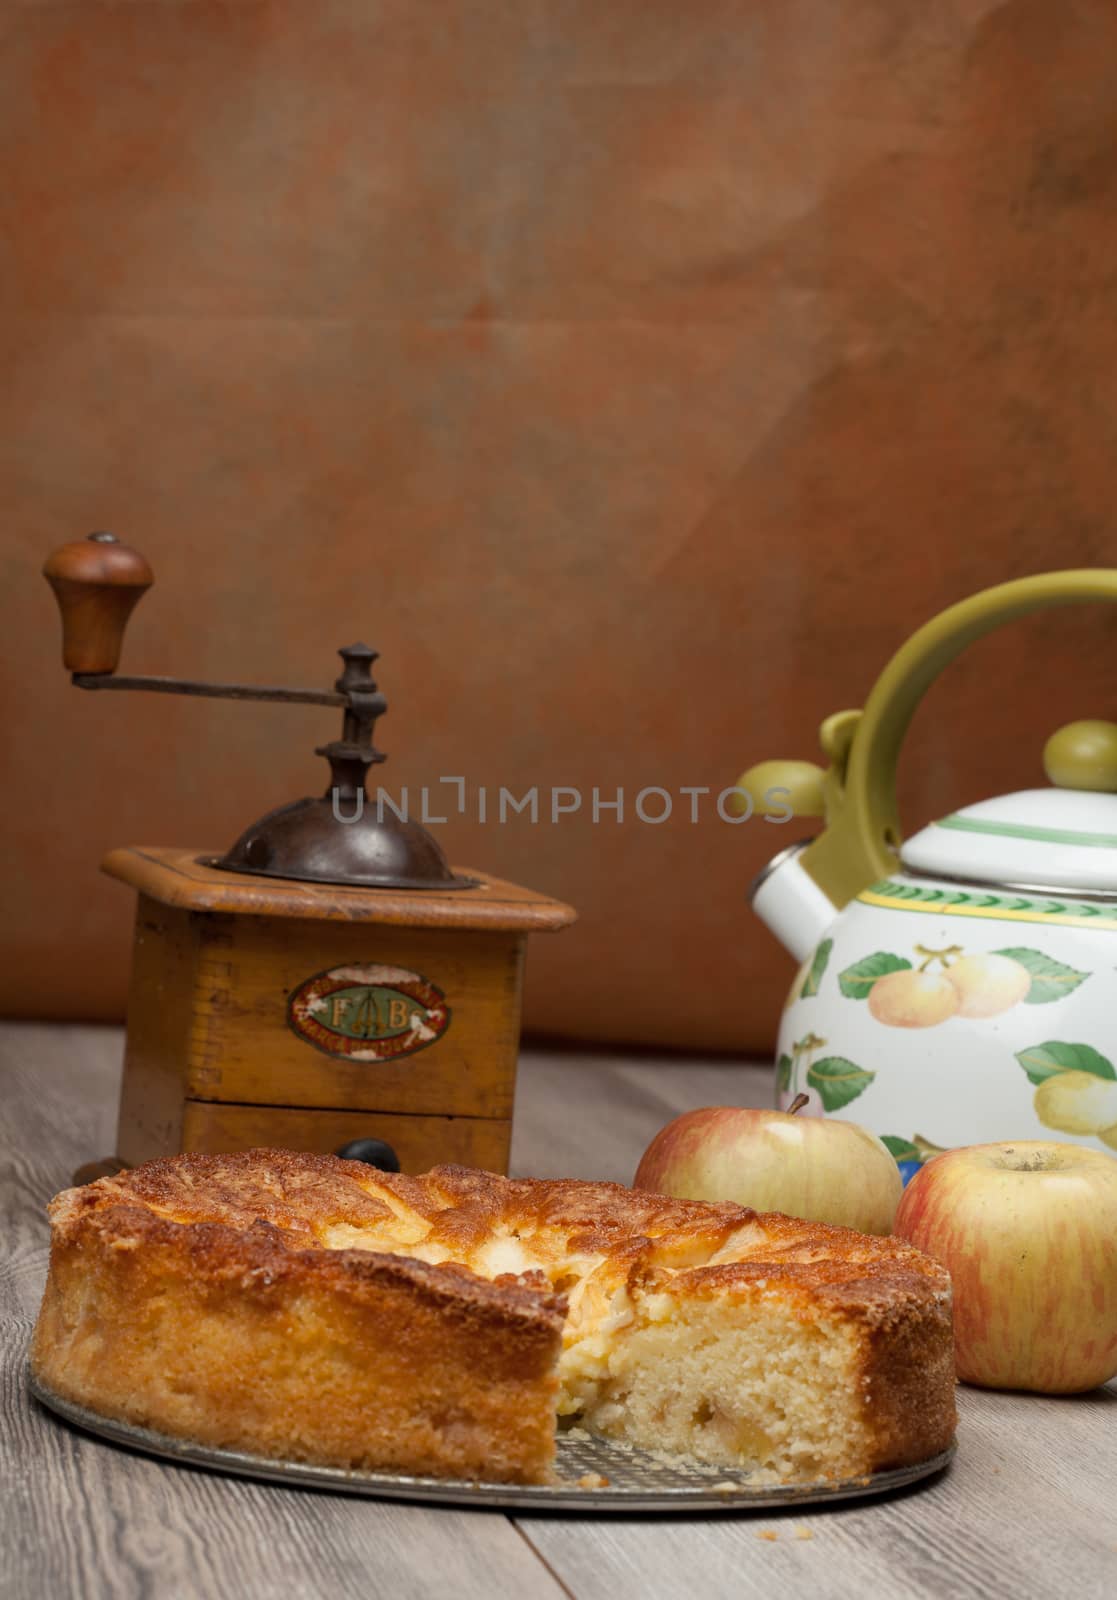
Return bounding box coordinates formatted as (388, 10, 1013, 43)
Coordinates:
(4, 1, 1117, 1051)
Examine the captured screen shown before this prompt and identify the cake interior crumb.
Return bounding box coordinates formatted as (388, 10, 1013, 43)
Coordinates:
(557, 1285, 871, 1481)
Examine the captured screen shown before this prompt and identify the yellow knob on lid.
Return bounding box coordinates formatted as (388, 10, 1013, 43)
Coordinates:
(1043, 721, 1117, 793)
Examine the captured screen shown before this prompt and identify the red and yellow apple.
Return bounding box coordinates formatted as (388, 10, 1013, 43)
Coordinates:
(634, 1104, 902, 1235)
(894, 1141, 1117, 1393)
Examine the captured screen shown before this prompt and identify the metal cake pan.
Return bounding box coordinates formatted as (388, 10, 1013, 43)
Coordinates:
(29, 1372, 955, 1514)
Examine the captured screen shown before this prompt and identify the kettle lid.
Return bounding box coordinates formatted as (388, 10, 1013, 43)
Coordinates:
(901, 721, 1117, 894)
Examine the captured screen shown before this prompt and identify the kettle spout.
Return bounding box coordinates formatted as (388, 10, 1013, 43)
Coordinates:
(735, 721, 862, 961)
(749, 842, 837, 963)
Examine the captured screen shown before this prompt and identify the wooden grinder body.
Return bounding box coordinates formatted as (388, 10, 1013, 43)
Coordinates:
(105, 848, 575, 1174)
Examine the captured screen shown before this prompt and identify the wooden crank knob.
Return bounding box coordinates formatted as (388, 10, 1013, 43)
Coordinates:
(43, 532, 154, 674)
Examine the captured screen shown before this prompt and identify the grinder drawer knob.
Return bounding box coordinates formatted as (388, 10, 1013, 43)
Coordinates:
(335, 1137, 401, 1173)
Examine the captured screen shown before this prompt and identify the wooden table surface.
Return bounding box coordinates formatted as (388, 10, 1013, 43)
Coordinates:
(3, 1021, 1116, 1600)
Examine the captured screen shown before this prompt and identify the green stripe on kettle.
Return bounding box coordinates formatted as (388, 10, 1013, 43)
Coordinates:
(935, 815, 1117, 849)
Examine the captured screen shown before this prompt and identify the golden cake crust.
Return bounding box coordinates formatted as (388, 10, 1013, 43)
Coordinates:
(32, 1149, 956, 1484)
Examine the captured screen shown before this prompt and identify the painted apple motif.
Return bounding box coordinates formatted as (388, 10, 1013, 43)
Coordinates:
(1034, 1069, 1117, 1136)
(777, 884, 1102, 1157)
(840, 943, 1073, 1031)
(1015, 1041, 1117, 1148)
(867, 968, 959, 1028)
(944, 952, 1031, 1017)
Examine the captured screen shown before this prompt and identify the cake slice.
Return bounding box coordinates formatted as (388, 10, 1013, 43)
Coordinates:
(31, 1150, 956, 1484)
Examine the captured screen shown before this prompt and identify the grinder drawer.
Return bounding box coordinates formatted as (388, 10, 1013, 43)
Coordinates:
(180, 1100, 512, 1175)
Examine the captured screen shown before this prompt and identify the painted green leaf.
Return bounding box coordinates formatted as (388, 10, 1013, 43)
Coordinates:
(993, 947, 1090, 1004)
(806, 1056, 875, 1111)
(777, 1053, 793, 1093)
(837, 952, 911, 999)
(1014, 1040, 1116, 1086)
(881, 1136, 921, 1162)
(800, 938, 834, 999)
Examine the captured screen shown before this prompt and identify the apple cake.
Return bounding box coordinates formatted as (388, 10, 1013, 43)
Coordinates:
(31, 1150, 956, 1485)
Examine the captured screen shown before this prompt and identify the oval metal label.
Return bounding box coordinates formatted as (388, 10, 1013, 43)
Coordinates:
(288, 964, 450, 1062)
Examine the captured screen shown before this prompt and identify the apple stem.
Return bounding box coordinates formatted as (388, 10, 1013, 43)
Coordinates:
(788, 1093, 810, 1115)
(914, 942, 964, 972)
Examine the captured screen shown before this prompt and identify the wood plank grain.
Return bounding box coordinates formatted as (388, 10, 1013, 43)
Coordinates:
(0, 1024, 121, 1321)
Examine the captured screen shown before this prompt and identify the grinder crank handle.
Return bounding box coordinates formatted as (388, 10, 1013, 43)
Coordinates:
(41, 532, 347, 707)
(42, 531, 154, 675)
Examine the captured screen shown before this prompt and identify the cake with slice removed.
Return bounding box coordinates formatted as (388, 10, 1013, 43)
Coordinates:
(31, 1150, 956, 1484)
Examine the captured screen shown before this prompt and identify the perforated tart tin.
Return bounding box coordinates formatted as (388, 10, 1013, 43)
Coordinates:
(29, 1374, 954, 1514)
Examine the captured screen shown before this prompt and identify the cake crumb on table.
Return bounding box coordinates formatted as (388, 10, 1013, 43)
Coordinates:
(576, 1472, 609, 1489)
(755, 1529, 779, 1542)
(794, 1526, 814, 1540)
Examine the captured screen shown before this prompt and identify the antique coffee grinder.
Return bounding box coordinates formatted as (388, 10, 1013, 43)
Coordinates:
(44, 533, 575, 1182)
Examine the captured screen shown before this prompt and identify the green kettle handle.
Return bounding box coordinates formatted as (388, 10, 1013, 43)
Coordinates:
(763, 570, 1117, 909)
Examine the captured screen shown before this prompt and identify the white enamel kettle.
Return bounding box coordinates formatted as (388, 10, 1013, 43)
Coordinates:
(738, 571, 1117, 1182)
